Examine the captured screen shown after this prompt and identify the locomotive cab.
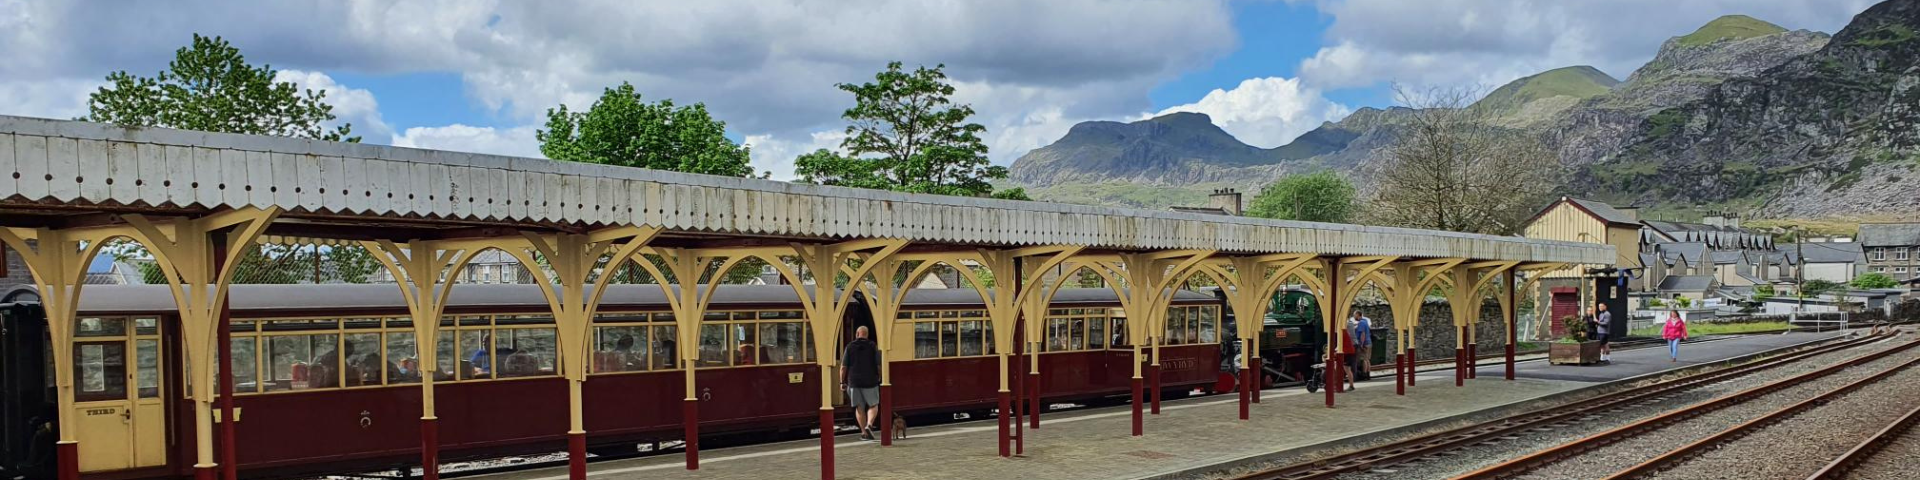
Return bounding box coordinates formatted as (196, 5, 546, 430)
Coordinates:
(1258, 288, 1323, 386)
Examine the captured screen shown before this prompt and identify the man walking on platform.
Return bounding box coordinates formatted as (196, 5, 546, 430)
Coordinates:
(840, 326, 883, 441)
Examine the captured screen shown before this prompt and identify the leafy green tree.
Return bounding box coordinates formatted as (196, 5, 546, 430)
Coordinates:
(1801, 279, 1844, 299)
(796, 62, 1027, 200)
(1851, 272, 1899, 289)
(1246, 171, 1357, 223)
(85, 34, 357, 142)
(538, 82, 755, 177)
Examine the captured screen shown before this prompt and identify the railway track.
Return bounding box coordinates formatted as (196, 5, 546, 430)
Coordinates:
(1454, 334, 1920, 479)
(1808, 399, 1920, 479)
(1597, 353, 1920, 479)
(1223, 332, 1887, 480)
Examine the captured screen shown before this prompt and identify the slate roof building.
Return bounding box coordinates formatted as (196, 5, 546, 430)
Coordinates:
(1860, 223, 1920, 282)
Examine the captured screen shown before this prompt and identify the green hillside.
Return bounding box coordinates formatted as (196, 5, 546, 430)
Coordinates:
(1676, 15, 1788, 46)
(1476, 66, 1619, 109)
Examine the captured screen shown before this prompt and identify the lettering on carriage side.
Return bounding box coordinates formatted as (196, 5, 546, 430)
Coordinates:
(86, 408, 116, 416)
(1163, 358, 1200, 371)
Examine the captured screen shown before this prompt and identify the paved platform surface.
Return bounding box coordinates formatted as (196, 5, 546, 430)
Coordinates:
(476, 331, 1846, 480)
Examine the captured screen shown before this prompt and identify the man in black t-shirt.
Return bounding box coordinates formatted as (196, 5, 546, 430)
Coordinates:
(840, 326, 883, 441)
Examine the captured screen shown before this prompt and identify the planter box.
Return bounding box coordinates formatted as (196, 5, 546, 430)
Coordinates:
(1549, 341, 1602, 365)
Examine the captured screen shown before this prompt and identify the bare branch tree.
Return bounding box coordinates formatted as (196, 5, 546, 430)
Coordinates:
(1367, 84, 1559, 235)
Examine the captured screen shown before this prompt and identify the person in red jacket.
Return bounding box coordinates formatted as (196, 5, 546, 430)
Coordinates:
(1662, 310, 1688, 362)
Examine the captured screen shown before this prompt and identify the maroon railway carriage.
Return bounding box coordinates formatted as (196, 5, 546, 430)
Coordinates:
(1, 283, 1228, 480)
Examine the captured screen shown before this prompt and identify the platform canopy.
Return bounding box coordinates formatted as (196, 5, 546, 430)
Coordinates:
(0, 115, 1609, 263)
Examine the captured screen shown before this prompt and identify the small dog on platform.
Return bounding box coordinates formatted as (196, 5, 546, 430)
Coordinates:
(890, 413, 908, 440)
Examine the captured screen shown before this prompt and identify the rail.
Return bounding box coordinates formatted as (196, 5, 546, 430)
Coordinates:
(1804, 399, 1920, 479)
(1229, 332, 1878, 480)
(1605, 353, 1920, 479)
(1454, 334, 1917, 479)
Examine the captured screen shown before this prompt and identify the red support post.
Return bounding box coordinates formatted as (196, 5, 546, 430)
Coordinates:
(1395, 352, 1405, 396)
(568, 433, 586, 480)
(1506, 342, 1516, 380)
(56, 442, 77, 480)
(421, 418, 439, 480)
(1455, 348, 1465, 387)
(1250, 356, 1262, 403)
(683, 399, 699, 470)
(1238, 367, 1250, 420)
(196, 466, 216, 480)
(997, 390, 1011, 457)
(818, 409, 834, 480)
(1407, 347, 1417, 386)
(1130, 377, 1143, 436)
(879, 385, 893, 446)
(1149, 363, 1162, 414)
(1012, 342, 1024, 455)
(1028, 370, 1041, 428)
(1325, 352, 1339, 408)
(1467, 327, 1478, 379)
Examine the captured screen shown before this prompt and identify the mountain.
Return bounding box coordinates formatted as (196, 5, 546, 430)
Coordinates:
(1550, 16, 1829, 167)
(1006, 111, 1364, 189)
(1472, 66, 1619, 127)
(1007, 5, 1918, 218)
(1578, 0, 1920, 217)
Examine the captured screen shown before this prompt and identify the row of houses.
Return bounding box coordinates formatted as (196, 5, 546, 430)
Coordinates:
(1523, 198, 1917, 323)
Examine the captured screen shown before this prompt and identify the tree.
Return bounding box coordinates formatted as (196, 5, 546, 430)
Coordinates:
(1851, 272, 1899, 289)
(538, 82, 755, 177)
(538, 82, 764, 283)
(85, 34, 357, 142)
(795, 62, 1027, 200)
(1802, 279, 1844, 299)
(1246, 171, 1357, 223)
(1367, 85, 1557, 235)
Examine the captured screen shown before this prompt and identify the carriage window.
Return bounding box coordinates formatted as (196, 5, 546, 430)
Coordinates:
(983, 320, 997, 356)
(959, 321, 985, 356)
(135, 339, 161, 398)
(940, 321, 959, 357)
(134, 317, 159, 336)
(596, 325, 649, 373)
(499, 327, 556, 378)
(458, 329, 492, 380)
(1088, 317, 1106, 350)
(914, 321, 938, 359)
(1199, 307, 1218, 343)
(653, 325, 679, 369)
(730, 324, 759, 366)
(434, 331, 456, 382)
(697, 324, 727, 367)
(229, 336, 258, 393)
(266, 333, 338, 391)
(76, 317, 126, 337)
(385, 332, 421, 384)
(759, 322, 806, 365)
(1111, 318, 1129, 347)
(342, 333, 382, 387)
(75, 342, 127, 402)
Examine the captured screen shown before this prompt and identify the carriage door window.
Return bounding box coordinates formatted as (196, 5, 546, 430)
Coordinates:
(71, 316, 168, 472)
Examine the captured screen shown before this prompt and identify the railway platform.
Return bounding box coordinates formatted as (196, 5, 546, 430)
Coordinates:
(473, 330, 1848, 480)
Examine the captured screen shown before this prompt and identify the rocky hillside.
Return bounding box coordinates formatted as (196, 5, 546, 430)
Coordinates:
(1579, 0, 1920, 217)
(1007, 5, 1920, 218)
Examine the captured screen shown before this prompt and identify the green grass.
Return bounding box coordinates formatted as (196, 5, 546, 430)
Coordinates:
(1474, 66, 1617, 114)
(1676, 15, 1787, 47)
(1851, 23, 1916, 47)
(1629, 321, 1793, 337)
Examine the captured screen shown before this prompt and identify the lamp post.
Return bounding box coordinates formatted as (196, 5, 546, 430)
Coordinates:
(1786, 225, 1805, 323)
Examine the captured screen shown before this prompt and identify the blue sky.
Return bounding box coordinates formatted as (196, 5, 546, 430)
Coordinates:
(0, 0, 1877, 179)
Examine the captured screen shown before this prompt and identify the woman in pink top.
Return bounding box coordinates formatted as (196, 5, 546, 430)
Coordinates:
(1662, 310, 1688, 362)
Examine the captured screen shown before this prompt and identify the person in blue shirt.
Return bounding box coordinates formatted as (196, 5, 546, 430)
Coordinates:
(1351, 310, 1373, 381)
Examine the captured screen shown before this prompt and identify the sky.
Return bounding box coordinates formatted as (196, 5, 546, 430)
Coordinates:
(0, 0, 1877, 180)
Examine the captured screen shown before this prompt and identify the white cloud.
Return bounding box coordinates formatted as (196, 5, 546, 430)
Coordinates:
(1297, 0, 1876, 91)
(1150, 77, 1351, 148)
(274, 70, 393, 141)
(743, 130, 848, 181)
(391, 124, 543, 159)
(0, 78, 100, 120)
(0, 0, 1238, 178)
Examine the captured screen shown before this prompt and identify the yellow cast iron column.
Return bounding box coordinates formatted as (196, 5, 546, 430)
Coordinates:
(0, 226, 125, 480)
(361, 240, 486, 480)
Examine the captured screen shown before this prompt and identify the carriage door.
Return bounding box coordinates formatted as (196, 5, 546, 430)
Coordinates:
(71, 317, 168, 472)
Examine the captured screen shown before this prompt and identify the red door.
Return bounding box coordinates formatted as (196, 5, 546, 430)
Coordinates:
(1550, 288, 1578, 338)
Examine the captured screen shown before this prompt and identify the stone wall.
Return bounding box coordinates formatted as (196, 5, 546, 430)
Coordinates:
(1, 245, 28, 286)
(1354, 300, 1509, 362)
